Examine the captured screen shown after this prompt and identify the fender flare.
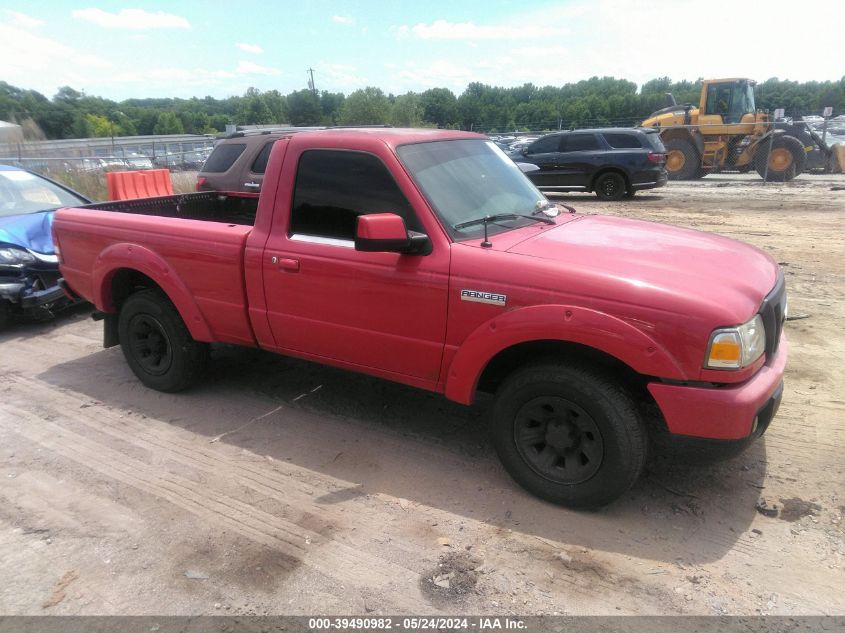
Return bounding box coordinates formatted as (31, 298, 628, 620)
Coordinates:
(91, 242, 214, 342)
(443, 304, 686, 405)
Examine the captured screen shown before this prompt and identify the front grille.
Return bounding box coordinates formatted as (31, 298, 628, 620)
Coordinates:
(758, 271, 786, 362)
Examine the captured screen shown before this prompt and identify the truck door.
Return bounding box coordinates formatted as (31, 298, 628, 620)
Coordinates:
(261, 149, 449, 383)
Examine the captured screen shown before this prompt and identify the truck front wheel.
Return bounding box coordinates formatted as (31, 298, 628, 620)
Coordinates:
(118, 289, 209, 392)
(491, 363, 646, 508)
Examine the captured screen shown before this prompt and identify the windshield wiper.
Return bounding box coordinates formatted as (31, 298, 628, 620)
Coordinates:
(454, 213, 555, 248)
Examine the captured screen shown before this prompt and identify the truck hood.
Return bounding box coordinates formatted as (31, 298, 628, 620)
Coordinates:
(0, 211, 55, 254)
(507, 214, 779, 323)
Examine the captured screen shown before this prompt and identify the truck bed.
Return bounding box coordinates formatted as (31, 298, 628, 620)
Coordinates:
(54, 192, 259, 347)
(81, 192, 259, 226)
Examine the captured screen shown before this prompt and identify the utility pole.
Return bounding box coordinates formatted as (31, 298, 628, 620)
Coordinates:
(307, 68, 316, 95)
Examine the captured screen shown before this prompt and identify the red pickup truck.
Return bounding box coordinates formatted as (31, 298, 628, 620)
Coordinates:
(52, 128, 787, 508)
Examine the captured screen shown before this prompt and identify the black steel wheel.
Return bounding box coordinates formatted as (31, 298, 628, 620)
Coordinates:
(126, 313, 173, 376)
(118, 289, 208, 392)
(593, 172, 627, 201)
(513, 396, 604, 484)
(491, 362, 647, 508)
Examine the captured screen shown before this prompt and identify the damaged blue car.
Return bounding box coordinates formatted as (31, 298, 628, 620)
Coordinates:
(0, 165, 90, 329)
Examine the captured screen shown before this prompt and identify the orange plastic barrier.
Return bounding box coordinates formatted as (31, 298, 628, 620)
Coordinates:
(106, 169, 174, 200)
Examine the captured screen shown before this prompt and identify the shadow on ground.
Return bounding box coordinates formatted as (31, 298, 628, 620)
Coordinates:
(38, 341, 767, 565)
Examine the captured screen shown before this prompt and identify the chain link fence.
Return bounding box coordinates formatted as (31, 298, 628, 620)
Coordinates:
(0, 134, 217, 199)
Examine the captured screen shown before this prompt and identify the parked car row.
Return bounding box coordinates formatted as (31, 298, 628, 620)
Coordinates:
(73, 149, 212, 173)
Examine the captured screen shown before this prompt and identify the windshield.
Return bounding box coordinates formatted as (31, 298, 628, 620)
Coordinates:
(397, 139, 550, 240)
(0, 170, 88, 218)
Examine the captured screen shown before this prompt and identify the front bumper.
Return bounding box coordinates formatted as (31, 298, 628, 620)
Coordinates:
(0, 279, 68, 311)
(647, 332, 788, 440)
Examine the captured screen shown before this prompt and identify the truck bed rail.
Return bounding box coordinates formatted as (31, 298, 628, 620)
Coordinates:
(80, 192, 258, 226)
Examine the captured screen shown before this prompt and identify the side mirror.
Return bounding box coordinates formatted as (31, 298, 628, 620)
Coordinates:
(521, 147, 528, 156)
(355, 213, 430, 255)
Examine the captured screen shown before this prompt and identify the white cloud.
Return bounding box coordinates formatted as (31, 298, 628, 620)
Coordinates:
(237, 43, 263, 54)
(332, 15, 356, 25)
(392, 19, 567, 41)
(72, 8, 190, 30)
(317, 63, 367, 90)
(394, 60, 473, 90)
(236, 61, 282, 76)
(3, 10, 44, 29)
(0, 22, 111, 94)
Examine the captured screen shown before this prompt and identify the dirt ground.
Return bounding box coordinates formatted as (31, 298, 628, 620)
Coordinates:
(1, 173, 843, 616)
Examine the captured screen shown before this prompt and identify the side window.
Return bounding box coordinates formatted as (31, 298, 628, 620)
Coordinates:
(202, 143, 246, 172)
(526, 135, 561, 154)
(290, 150, 421, 241)
(602, 133, 642, 149)
(705, 84, 732, 116)
(564, 134, 601, 152)
(250, 141, 275, 174)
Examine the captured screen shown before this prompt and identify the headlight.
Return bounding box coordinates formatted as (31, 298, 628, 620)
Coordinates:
(0, 247, 37, 265)
(705, 315, 766, 370)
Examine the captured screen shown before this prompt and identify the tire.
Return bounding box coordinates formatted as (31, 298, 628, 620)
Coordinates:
(754, 135, 806, 182)
(663, 138, 700, 180)
(118, 289, 209, 392)
(490, 362, 647, 508)
(593, 172, 627, 201)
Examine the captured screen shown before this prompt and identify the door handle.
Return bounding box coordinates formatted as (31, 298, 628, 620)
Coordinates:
(244, 181, 261, 190)
(271, 256, 299, 272)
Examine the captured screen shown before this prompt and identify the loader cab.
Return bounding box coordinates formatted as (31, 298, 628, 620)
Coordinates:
(699, 79, 758, 133)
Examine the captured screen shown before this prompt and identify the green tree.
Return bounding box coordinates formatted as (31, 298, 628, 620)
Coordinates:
(153, 111, 184, 135)
(84, 113, 113, 137)
(237, 87, 273, 125)
(339, 87, 390, 125)
(420, 88, 457, 127)
(389, 92, 423, 127)
(286, 89, 321, 126)
(319, 91, 345, 125)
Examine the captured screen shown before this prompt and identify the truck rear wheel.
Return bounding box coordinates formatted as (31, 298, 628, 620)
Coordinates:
(754, 135, 806, 182)
(490, 362, 647, 508)
(118, 289, 209, 392)
(664, 138, 700, 180)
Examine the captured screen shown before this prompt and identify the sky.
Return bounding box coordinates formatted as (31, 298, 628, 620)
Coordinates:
(1, 0, 842, 101)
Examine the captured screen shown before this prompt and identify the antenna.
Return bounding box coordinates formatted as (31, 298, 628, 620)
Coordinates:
(307, 68, 316, 94)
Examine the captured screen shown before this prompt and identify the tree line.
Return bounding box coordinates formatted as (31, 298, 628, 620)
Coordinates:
(1, 76, 843, 140)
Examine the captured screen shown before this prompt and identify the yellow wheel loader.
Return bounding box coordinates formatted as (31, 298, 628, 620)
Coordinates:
(641, 78, 828, 181)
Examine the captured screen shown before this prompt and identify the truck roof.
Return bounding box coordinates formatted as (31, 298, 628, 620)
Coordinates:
(287, 127, 482, 148)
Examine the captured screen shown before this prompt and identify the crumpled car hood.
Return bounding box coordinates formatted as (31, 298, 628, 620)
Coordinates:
(0, 211, 55, 254)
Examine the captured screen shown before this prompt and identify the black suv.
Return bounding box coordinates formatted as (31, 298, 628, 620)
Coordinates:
(508, 128, 668, 200)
